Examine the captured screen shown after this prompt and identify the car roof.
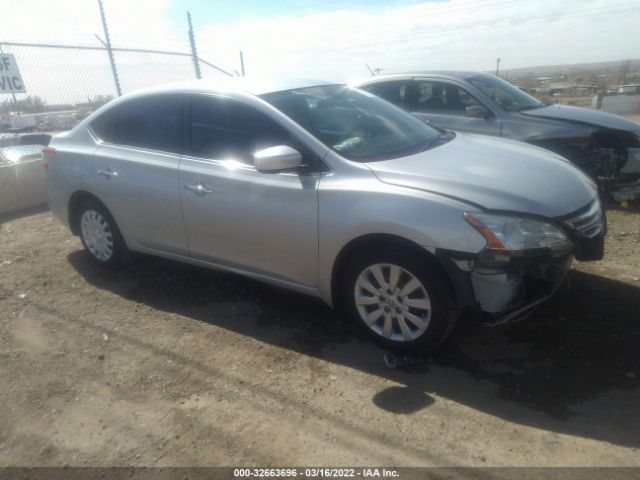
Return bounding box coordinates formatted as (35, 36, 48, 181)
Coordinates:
(355, 70, 493, 85)
(125, 76, 338, 98)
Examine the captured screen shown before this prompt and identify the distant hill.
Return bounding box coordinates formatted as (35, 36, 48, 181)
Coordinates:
(503, 59, 640, 82)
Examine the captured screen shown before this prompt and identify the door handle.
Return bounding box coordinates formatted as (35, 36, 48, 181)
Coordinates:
(97, 168, 118, 180)
(185, 181, 214, 196)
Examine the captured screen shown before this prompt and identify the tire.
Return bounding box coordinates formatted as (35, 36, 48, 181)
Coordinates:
(77, 198, 129, 267)
(341, 249, 455, 352)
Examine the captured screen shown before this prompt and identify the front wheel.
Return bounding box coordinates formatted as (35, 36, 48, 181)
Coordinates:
(342, 251, 455, 351)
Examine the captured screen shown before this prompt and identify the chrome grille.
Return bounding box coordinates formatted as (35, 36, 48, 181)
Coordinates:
(564, 200, 604, 239)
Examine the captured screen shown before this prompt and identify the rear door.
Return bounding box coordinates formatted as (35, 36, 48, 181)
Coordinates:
(178, 94, 321, 287)
(90, 94, 189, 256)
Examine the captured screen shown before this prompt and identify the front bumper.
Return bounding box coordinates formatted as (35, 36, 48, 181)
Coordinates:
(436, 198, 605, 325)
(436, 248, 573, 326)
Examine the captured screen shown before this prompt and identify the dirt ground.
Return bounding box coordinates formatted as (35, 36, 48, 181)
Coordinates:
(0, 205, 639, 467)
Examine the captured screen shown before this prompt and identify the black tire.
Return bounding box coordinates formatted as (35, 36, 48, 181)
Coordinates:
(77, 198, 129, 267)
(341, 248, 456, 352)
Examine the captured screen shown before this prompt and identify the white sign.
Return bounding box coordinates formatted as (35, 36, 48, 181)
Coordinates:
(0, 54, 26, 93)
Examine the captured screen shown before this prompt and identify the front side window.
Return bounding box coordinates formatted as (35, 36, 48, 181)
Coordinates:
(190, 96, 290, 163)
(360, 81, 410, 108)
(91, 95, 182, 154)
(468, 75, 544, 112)
(261, 85, 442, 162)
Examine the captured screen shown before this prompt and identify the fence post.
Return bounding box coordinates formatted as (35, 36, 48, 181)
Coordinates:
(187, 12, 201, 80)
(97, 0, 122, 96)
(239, 51, 245, 76)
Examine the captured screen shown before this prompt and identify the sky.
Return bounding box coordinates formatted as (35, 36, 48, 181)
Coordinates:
(2, 0, 640, 102)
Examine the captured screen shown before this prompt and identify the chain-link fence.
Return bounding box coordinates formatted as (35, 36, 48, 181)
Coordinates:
(0, 38, 232, 136)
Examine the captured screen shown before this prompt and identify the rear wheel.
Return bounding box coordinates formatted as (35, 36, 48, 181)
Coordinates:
(342, 250, 455, 351)
(78, 199, 128, 267)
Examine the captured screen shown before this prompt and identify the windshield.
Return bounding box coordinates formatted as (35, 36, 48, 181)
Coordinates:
(468, 75, 544, 112)
(261, 85, 442, 161)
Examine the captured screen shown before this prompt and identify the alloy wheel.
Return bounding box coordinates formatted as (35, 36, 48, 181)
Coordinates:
(354, 263, 431, 342)
(80, 209, 114, 261)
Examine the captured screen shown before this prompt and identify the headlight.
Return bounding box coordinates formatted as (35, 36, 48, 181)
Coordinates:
(464, 213, 571, 251)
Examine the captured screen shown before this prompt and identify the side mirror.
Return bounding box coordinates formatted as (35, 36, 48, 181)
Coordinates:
(465, 105, 490, 118)
(253, 145, 302, 173)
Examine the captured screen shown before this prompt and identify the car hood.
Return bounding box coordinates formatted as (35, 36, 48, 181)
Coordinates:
(366, 133, 598, 218)
(520, 104, 640, 135)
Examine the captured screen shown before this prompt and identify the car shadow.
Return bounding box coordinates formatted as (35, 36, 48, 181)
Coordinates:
(67, 251, 640, 449)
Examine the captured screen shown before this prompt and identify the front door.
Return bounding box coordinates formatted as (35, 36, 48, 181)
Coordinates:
(179, 95, 320, 287)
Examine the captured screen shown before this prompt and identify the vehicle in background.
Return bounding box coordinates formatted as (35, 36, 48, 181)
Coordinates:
(47, 78, 604, 351)
(0, 144, 48, 215)
(356, 72, 640, 201)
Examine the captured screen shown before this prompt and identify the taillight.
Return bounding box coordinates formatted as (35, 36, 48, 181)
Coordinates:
(42, 146, 56, 170)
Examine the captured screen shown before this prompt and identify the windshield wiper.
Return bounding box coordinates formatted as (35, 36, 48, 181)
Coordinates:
(419, 130, 454, 152)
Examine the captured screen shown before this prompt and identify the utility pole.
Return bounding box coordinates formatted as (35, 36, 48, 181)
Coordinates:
(239, 51, 245, 76)
(365, 63, 375, 76)
(496, 57, 501, 77)
(97, 0, 122, 96)
(187, 12, 201, 79)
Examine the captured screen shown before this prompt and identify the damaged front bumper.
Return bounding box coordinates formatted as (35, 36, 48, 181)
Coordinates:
(436, 234, 601, 326)
(436, 200, 605, 326)
(469, 251, 572, 326)
(596, 146, 640, 201)
(537, 130, 640, 201)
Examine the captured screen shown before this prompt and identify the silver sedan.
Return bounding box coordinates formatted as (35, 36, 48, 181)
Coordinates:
(46, 78, 604, 350)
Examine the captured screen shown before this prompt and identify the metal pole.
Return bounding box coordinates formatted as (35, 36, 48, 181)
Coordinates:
(97, 0, 122, 96)
(496, 57, 500, 77)
(239, 51, 245, 76)
(187, 12, 201, 79)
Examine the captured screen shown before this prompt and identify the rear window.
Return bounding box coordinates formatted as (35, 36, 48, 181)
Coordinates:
(90, 95, 183, 154)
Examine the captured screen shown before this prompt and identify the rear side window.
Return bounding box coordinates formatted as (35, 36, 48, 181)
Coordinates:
(91, 110, 116, 143)
(190, 96, 291, 163)
(91, 95, 183, 154)
(411, 80, 482, 115)
(360, 81, 410, 108)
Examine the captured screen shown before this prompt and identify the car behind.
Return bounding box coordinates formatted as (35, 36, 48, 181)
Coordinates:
(0, 143, 48, 215)
(356, 71, 640, 201)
